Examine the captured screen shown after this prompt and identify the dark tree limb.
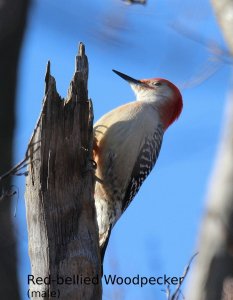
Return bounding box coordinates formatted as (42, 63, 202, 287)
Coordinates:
(25, 43, 102, 300)
(0, 0, 30, 298)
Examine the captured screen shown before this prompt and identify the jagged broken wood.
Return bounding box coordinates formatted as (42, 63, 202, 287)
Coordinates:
(25, 43, 102, 300)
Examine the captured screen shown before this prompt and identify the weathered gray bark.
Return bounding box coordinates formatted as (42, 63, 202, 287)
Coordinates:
(187, 1, 233, 299)
(0, 0, 30, 299)
(25, 43, 102, 300)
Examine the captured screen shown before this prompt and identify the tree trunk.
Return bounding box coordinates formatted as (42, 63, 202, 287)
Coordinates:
(25, 43, 102, 300)
(0, 0, 30, 299)
(188, 1, 233, 299)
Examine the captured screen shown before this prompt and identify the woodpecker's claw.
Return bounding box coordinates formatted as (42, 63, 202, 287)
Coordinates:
(82, 159, 97, 175)
(90, 159, 97, 169)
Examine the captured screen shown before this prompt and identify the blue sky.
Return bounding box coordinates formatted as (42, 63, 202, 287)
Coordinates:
(14, 0, 231, 299)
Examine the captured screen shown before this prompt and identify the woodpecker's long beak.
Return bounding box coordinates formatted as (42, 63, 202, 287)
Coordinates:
(112, 69, 142, 86)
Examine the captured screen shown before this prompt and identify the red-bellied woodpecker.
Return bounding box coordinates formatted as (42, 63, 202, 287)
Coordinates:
(94, 70, 183, 262)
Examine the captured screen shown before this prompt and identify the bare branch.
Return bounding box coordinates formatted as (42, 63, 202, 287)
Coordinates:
(171, 253, 198, 300)
(170, 23, 232, 89)
(170, 23, 232, 64)
(122, 0, 147, 5)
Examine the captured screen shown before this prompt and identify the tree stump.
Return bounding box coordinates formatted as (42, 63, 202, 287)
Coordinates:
(25, 43, 102, 300)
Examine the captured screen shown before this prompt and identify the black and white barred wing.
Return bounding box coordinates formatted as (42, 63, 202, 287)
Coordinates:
(122, 125, 163, 212)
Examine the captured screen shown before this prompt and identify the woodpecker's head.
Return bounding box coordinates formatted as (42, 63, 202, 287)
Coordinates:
(113, 69, 183, 129)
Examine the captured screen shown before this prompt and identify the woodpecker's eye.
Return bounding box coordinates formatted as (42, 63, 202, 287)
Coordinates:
(153, 82, 161, 87)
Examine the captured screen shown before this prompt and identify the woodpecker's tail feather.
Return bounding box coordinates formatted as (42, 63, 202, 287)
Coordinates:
(100, 224, 112, 277)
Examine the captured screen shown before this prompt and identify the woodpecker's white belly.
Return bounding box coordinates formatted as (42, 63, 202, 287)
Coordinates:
(94, 101, 163, 248)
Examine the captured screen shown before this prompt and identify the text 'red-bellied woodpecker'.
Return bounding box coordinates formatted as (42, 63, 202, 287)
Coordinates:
(94, 70, 183, 262)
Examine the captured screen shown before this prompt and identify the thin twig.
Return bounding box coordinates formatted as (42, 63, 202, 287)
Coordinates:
(0, 143, 40, 183)
(0, 158, 28, 182)
(170, 253, 198, 300)
(0, 187, 17, 203)
(170, 23, 232, 90)
(170, 23, 232, 64)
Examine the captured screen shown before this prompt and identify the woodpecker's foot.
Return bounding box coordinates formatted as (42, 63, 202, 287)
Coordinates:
(90, 159, 97, 169)
(82, 159, 97, 174)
